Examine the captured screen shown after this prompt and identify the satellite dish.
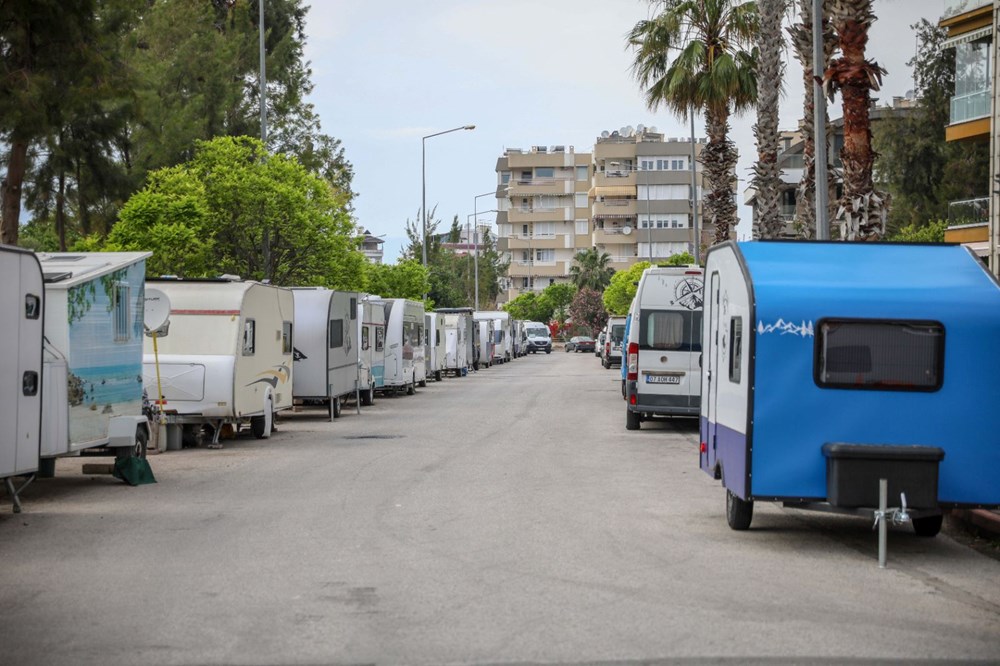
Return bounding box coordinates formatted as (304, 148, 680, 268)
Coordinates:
(622, 226, 633, 235)
(619, 127, 628, 136)
(144, 288, 171, 333)
(601, 130, 610, 138)
(649, 126, 658, 133)
(625, 125, 634, 136)
(636, 124, 645, 133)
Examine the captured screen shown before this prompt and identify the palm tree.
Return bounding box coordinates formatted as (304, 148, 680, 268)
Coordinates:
(628, 0, 758, 245)
(787, 0, 838, 238)
(569, 247, 614, 291)
(751, 0, 788, 240)
(825, 0, 889, 240)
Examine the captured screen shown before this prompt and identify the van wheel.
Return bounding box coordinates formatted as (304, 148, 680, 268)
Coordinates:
(726, 489, 753, 530)
(545, 349, 551, 354)
(418, 376, 427, 388)
(912, 514, 943, 537)
(625, 408, 640, 431)
(406, 378, 415, 395)
(332, 396, 342, 418)
(603, 358, 610, 369)
(252, 397, 273, 439)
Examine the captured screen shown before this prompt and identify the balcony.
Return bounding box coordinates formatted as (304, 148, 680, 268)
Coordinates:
(948, 196, 989, 225)
(505, 234, 563, 250)
(592, 227, 638, 245)
(943, 0, 991, 19)
(592, 199, 637, 217)
(507, 206, 573, 223)
(507, 177, 575, 197)
(951, 89, 991, 125)
(507, 260, 566, 278)
(594, 170, 637, 187)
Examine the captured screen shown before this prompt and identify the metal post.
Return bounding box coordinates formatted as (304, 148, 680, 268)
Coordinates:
(645, 166, 652, 263)
(878, 478, 888, 569)
(422, 126, 476, 268)
(690, 108, 699, 261)
(474, 226, 480, 309)
(813, 0, 830, 240)
(259, 0, 266, 144)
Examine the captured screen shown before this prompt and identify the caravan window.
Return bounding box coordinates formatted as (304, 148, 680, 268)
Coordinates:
(282, 321, 293, 354)
(112, 283, 131, 343)
(350, 298, 357, 319)
(375, 326, 385, 351)
(329, 319, 344, 349)
(816, 319, 944, 391)
(639, 310, 702, 352)
(362, 326, 370, 351)
(242, 319, 256, 356)
(729, 317, 743, 383)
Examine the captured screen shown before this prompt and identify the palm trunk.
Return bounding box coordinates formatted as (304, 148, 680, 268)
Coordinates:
(1, 138, 29, 246)
(828, 0, 888, 240)
(752, 0, 786, 240)
(702, 107, 739, 245)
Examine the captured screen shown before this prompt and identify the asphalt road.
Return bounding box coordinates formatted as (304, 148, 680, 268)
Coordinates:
(2, 352, 999, 665)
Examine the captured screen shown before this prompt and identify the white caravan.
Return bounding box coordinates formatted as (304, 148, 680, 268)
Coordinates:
(475, 318, 496, 368)
(424, 312, 446, 382)
(1, 245, 44, 512)
(292, 288, 360, 419)
(475, 311, 512, 364)
(437, 308, 475, 376)
(142, 278, 294, 442)
(512, 319, 526, 358)
(624, 266, 704, 430)
(37, 252, 151, 474)
(357, 296, 386, 406)
(373, 298, 425, 393)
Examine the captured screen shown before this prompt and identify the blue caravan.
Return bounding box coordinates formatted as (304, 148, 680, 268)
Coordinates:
(700, 241, 1000, 536)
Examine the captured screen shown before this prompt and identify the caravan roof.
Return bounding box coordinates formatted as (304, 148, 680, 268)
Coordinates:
(39, 252, 151, 288)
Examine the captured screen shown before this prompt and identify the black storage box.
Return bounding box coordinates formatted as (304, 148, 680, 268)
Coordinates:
(821, 443, 945, 509)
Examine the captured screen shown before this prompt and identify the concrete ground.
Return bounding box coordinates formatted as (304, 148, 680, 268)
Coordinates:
(1, 352, 998, 665)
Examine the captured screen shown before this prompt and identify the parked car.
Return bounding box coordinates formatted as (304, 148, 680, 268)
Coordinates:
(565, 336, 596, 353)
(595, 330, 606, 357)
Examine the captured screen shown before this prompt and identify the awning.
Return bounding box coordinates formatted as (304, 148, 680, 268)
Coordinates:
(589, 185, 636, 198)
(942, 27, 991, 49)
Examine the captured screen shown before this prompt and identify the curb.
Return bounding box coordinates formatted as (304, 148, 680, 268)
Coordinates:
(948, 509, 1000, 541)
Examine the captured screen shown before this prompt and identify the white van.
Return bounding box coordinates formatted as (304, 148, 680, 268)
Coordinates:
(524, 321, 551, 354)
(602, 316, 627, 369)
(624, 266, 704, 430)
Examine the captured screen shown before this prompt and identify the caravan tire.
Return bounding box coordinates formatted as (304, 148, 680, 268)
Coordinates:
(332, 396, 342, 418)
(418, 377, 428, 388)
(726, 489, 754, 530)
(912, 514, 943, 537)
(251, 398, 273, 439)
(406, 378, 415, 395)
(360, 387, 375, 407)
(625, 408, 640, 431)
(435, 370, 442, 382)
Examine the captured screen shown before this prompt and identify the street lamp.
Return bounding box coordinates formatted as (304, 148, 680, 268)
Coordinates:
(467, 209, 498, 310)
(422, 125, 476, 267)
(473, 190, 494, 310)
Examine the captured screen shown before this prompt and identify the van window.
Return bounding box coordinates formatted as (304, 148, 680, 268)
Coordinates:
(282, 321, 293, 354)
(242, 319, 256, 356)
(611, 324, 625, 343)
(729, 317, 742, 383)
(639, 310, 702, 352)
(329, 319, 344, 348)
(815, 319, 943, 391)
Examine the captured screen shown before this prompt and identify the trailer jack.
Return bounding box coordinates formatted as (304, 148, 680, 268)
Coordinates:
(3, 474, 35, 514)
(872, 478, 911, 569)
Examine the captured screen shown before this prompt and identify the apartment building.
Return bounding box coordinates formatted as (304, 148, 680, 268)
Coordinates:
(591, 126, 706, 269)
(939, 0, 997, 274)
(494, 145, 592, 303)
(493, 128, 708, 304)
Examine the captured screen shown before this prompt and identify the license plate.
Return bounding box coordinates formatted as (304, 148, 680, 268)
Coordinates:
(645, 374, 681, 384)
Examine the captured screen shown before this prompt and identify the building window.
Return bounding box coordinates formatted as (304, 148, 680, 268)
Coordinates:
(500, 171, 511, 184)
(815, 319, 944, 391)
(672, 159, 685, 170)
(641, 159, 654, 171)
(952, 37, 992, 124)
(535, 167, 554, 178)
(576, 166, 588, 181)
(535, 249, 555, 262)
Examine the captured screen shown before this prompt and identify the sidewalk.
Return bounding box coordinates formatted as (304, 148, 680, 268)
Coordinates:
(948, 508, 1000, 540)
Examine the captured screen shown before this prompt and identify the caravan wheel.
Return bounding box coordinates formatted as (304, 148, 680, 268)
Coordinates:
(332, 396, 342, 418)
(116, 427, 149, 461)
(435, 370, 442, 382)
(912, 514, 943, 537)
(360, 386, 375, 406)
(726, 489, 753, 530)
(406, 376, 415, 395)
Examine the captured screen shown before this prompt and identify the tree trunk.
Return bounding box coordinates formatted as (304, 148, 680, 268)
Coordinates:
(752, 0, 786, 240)
(1, 139, 30, 246)
(828, 0, 888, 240)
(702, 107, 738, 245)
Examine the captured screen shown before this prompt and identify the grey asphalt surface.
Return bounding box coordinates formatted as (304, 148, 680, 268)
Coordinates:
(1, 351, 999, 665)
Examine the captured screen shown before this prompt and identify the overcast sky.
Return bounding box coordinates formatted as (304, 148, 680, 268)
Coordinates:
(301, 0, 944, 261)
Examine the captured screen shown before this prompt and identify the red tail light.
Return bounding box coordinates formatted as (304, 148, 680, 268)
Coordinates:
(626, 342, 639, 381)
(629, 394, 636, 405)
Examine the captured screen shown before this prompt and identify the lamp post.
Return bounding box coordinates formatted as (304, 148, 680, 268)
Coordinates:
(812, 0, 829, 240)
(689, 107, 700, 263)
(473, 190, 494, 309)
(422, 125, 476, 267)
(258, 0, 266, 143)
(468, 209, 498, 310)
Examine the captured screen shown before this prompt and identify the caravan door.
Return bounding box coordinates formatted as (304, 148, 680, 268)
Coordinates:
(704, 272, 721, 470)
